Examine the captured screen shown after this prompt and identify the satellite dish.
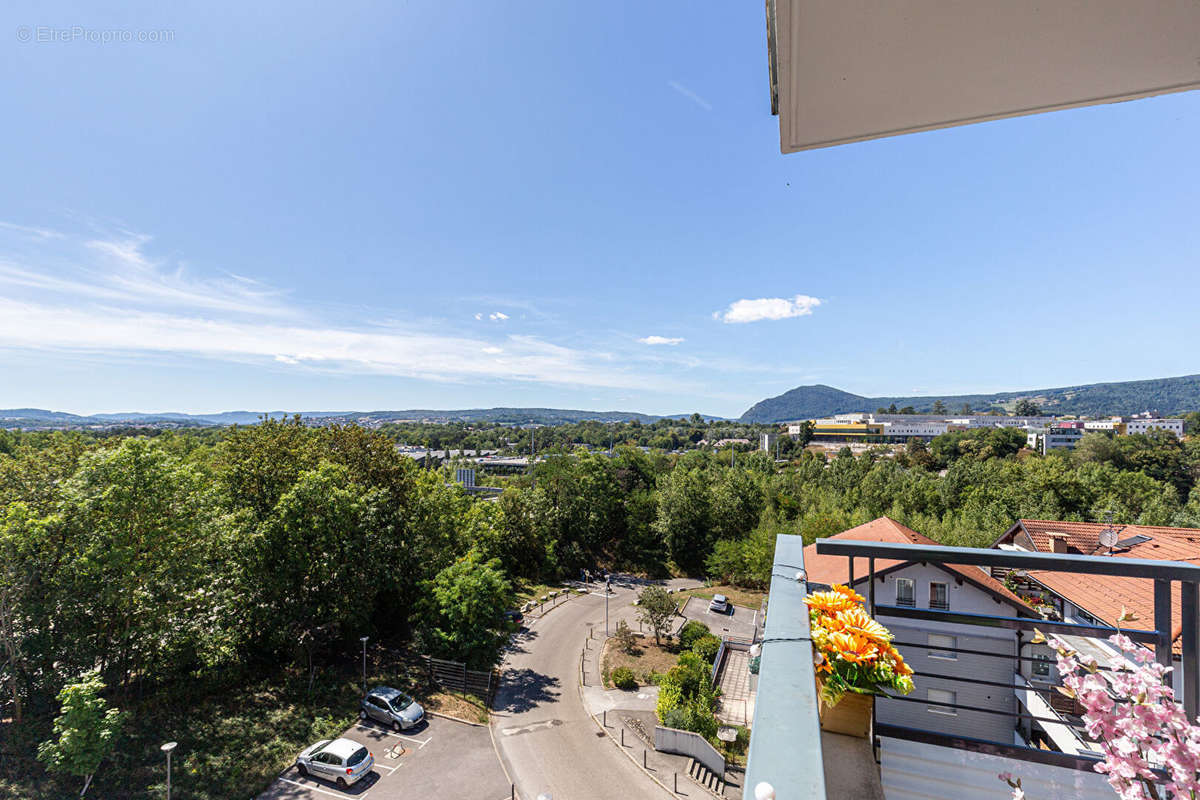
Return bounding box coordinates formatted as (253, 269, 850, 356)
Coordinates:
(1098, 527, 1118, 549)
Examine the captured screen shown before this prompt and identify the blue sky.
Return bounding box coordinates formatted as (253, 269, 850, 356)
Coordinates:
(3, 1, 1199, 418)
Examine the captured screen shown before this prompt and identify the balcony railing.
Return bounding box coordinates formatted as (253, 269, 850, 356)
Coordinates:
(813, 538, 1200, 781)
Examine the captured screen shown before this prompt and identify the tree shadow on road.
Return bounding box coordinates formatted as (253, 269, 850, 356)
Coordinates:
(505, 628, 540, 655)
(493, 668, 561, 714)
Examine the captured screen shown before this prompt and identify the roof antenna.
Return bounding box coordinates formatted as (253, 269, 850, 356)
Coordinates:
(1097, 510, 1118, 554)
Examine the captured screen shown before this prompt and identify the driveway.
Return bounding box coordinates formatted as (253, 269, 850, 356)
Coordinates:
(491, 584, 669, 800)
(258, 715, 509, 800)
(679, 596, 761, 641)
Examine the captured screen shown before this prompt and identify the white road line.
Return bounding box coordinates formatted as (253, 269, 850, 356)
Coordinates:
(354, 723, 432, 748)
(277, 776, 368, 799)
(375, 762, 400, 773)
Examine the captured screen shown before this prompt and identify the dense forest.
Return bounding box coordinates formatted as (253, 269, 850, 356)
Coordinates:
(2, 419, 1200, 797)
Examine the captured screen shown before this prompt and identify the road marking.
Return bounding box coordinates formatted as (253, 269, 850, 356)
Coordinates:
(353, 723, 431, 748)
(500, 719, 563, 736)
(277, 776, 369, 798)
(375, 761, 400, 773)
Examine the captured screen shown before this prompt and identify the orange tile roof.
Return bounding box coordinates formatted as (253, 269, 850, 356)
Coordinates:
(1000, 520, 1200, 655)
(804, 516, 1031, 611)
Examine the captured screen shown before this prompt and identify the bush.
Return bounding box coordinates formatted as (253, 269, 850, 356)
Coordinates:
(612, 666, 637, 690)
(613, 619, 638, 655)
(692, 634, 721, 664)
(678, 620, 710, 650)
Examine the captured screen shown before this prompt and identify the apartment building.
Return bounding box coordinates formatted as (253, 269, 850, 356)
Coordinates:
(803, 518, 1034, 744)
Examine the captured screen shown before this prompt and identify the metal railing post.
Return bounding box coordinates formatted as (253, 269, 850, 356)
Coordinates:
(1182, 581, 1199, 722)
(1155, 579, 1173, 676)
(868, 557, 876, 617)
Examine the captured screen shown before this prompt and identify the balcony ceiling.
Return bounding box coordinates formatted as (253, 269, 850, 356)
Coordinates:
(768, 0, 1200, 153)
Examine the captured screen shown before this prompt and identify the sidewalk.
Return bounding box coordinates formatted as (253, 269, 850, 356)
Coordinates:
(594, 708, 743, 799)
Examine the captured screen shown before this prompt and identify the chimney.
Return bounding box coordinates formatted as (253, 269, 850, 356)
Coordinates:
(1047, 532, 1069, 554)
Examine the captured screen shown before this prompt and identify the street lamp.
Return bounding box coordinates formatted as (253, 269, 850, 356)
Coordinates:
(161, 741, 177, 800)
(605, 576, 611, 636)
(360, 636, 369, 697)
(754, 782, 776, 800)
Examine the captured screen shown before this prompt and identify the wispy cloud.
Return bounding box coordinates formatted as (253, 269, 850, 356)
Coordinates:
(668, 80, 712, 111)
(714, 294, 822, 324)
(0, 225, 291, 317)
(638, 335, 684, 346)
(0, 222, 700, 394)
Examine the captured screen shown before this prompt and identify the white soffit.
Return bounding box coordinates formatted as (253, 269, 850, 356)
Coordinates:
(771, 0, 1200, 153)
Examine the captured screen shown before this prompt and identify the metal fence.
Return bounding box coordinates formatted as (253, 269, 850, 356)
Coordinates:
(421, 655, 497, 703)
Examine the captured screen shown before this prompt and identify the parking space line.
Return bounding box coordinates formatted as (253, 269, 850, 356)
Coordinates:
(354, 723, 432, 748)
(277, 776, 369, 799)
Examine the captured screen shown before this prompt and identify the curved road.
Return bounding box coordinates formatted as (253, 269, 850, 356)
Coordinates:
(491, 585, 667, 800)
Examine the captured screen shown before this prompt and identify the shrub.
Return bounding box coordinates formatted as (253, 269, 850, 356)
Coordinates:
(613, 619, 638, 655)
(612, 666, 637, 690)
(678, 620, 710, 650)
(691, 634, 721, 664)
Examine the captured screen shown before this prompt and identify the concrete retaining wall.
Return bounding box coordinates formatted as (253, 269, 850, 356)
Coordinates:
(655, 725, 725, 777)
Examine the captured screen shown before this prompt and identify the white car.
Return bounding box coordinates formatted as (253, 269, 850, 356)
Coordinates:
(709, 594, 731, 614)
(296, 737, 374, 788)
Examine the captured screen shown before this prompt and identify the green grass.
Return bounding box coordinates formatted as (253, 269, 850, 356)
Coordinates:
(514, 579, 571, 604)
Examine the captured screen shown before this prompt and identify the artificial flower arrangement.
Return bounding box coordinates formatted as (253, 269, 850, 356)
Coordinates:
(805, 584, 915, 708)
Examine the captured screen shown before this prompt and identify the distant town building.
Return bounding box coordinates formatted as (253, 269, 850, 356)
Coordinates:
(760, 432, 778, 452)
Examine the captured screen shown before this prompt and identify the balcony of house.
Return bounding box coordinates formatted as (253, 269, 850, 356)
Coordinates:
(744, 535, 1200, 800)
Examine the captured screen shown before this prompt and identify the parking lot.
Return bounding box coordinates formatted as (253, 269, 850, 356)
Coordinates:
(679, 595, 761, 641)
(257, 715, 510, 800)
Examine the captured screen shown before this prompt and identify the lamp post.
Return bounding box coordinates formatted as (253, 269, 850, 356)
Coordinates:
(360, 636, 369, 697)
(754, 782, 776, 800)
(161, 741, 177, 800)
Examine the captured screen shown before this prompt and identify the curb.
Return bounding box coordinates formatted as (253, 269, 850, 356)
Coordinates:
(426, 709, 488, 727)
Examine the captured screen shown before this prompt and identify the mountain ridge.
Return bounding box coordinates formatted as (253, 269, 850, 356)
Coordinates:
(0, 407, 724, 429)
(739, 374, 1200, 423)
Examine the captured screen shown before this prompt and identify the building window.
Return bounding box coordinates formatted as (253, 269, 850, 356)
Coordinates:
(1033, 653, 1052, 678)
(930, 581, 949, 610)
(927, 688, 957, 715)
(896, 578, 915, 607)
(928, 633, 957, 660)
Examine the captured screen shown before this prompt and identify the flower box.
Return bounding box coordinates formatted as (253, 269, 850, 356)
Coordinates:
(817, 677, 873, 738)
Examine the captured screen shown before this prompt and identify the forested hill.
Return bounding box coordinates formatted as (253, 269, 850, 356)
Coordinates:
(739, 374, 1200, 423)
(0, 406, 712, 429)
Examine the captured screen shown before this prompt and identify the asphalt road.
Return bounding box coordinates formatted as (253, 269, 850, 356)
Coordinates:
(491, 586, 669, 800)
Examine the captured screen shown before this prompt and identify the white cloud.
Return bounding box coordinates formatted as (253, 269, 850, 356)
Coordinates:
(474, 313, 483, 320)
(668, 80, 712, 111)
(489, 311, 509, 321)
(714, 294, 822, 324)
(638, 335, 685, 346)
(482, 346, 503, 354)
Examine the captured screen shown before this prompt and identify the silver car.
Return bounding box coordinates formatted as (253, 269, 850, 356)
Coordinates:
(709, 594, 731, 614)
(296, 737, 374, 788)
(361, 686, 425, 731)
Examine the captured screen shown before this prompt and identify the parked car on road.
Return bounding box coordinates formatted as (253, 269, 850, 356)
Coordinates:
(361, 686, 425, 731)
(296, 738, 374, 788)
(503, 609, 524, 627)
(709, 594, 732, 614)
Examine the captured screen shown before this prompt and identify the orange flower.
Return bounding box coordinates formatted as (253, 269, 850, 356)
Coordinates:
(832, 584, 865, 603)
(892, 652, 914, 676)
(805, 590, 859, 615)
(829, 631, 879, 664)
(836, 607, 893, 644)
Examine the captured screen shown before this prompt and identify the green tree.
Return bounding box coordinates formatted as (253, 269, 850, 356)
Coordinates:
(37, 670, 124, 797)
(931, 400, 948, 414)
(636, 586, 677, 645)
(654, 468, 712, 572)
(420, 550, 514, 668)
(1014, 399, 1041, 416)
